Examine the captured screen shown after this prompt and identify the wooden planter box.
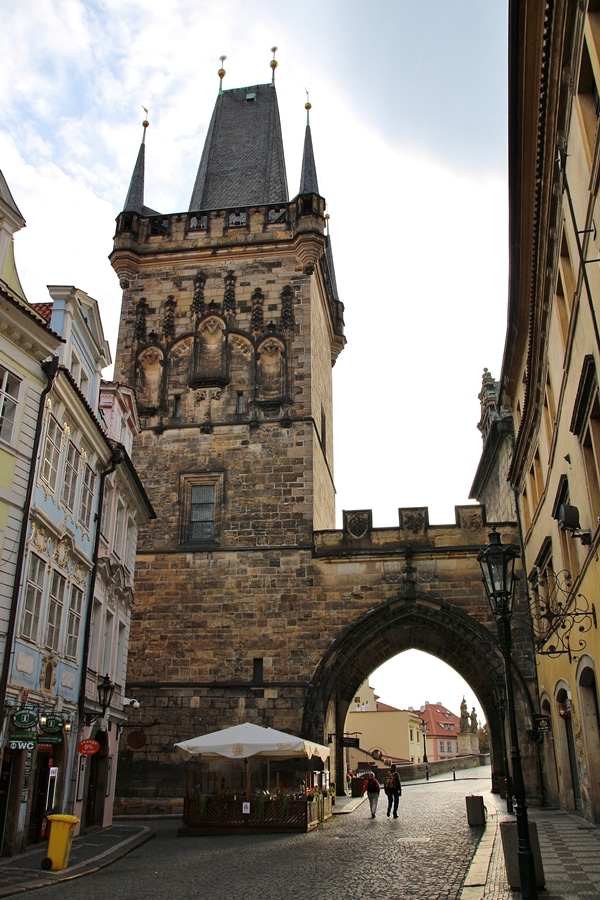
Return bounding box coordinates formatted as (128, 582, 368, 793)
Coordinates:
(179, 794, 333, 835)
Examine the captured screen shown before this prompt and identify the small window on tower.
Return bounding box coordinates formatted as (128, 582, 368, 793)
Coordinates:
(189, 485, 215, 541)
(236, 392, 244, 415)
(180, 473, 223, 545)
(252, 658, 263, 683)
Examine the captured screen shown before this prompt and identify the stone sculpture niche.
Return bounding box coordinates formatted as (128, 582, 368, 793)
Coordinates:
(256, 337, 286, 405)
(136, 346, 164, 413)
(189, 315, 228, 388)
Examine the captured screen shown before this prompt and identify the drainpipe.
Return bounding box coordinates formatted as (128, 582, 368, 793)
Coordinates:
(509, 435, 547, 808)
(77, 445, 126, 724)
(0, 356, 59, 729)
(65, 444, 125, 815)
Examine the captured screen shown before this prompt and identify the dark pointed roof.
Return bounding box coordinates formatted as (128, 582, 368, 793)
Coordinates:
(123, 122, 160, 216)
(123, 127, 146, 213)
(189, 83, 289, 211)
(299, 123, 319, 195)
(324, 234, 339, 301)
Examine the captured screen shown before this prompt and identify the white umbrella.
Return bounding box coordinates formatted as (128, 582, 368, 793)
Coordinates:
(174, 721, 330, 762)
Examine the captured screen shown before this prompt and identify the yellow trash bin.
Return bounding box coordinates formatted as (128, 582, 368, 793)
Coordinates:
(41, 814, 80, 871)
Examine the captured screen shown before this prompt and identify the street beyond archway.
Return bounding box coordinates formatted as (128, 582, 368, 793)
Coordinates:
(27, 770, 491, 900)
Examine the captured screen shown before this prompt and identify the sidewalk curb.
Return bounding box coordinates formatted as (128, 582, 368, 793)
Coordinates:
(459, 811, 498, 900)
(332, 796, 367, 815)
(0, 827, 156, 897)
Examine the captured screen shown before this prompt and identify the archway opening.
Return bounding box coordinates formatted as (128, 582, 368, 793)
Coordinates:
(341, 650, 486, 777)
(302, 592, 539, 799)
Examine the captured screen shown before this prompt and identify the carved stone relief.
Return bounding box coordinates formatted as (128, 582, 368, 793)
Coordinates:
(343, 510, 373, 539)
(457, 506, 484, 532)
(400, 508, 428, 534)
(257, 338, 285, 400)
(136, 347, 164, 409)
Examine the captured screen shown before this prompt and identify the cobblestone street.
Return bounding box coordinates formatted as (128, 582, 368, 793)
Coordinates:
(23, 771, 490, 900)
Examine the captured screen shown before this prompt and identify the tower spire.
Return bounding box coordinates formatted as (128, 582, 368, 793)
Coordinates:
(123, 112, 149, 214)
(298, 93, 319, 195)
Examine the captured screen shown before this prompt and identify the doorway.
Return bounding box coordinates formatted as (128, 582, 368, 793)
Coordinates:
(578, 665, 600, 821)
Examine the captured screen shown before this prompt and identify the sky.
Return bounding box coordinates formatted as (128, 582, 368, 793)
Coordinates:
(1, 0, 509, 724)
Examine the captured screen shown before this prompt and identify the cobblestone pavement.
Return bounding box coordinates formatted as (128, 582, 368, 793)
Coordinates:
(21, 771, 491, 900)
(480, 799, 600, 899)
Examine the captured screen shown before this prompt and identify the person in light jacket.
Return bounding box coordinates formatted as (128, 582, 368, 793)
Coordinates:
(361, 771, 381, 818)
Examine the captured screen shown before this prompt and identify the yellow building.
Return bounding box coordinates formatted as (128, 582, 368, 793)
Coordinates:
(472, 0, 600, 823)
(343, 681, 425, 769)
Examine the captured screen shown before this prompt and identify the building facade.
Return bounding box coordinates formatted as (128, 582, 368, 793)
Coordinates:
(472, 0, 600, 824)
(0, 173, 62, 688)
(343, 681, 425, 769)
(419, 700, 464, 762)
(110, 64, 540, 814)
(0, 177, 154, 854)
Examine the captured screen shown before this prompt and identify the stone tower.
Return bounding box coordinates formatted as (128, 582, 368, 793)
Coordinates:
(110, 66, 345, 799)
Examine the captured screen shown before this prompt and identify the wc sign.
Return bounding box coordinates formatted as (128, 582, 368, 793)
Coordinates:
(8, 735, 37, 750)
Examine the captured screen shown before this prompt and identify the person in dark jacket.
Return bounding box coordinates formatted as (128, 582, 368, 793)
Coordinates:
(384, 764, 402, 818)
(361, 771, 381, 818)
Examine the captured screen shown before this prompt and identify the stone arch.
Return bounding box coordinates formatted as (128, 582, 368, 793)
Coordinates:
(168, 336, 193, 383)
(555, 681, 580, 810)
(576, 657, 600, 821)
(301, 592, 534, 796)
(539, 692, 560, 807)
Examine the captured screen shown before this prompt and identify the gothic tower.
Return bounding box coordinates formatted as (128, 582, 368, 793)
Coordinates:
(110, 63, 345, 798)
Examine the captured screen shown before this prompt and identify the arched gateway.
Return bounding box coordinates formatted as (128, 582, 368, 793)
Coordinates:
(303, 510, 540, 800)
(110, 66, 542, 811)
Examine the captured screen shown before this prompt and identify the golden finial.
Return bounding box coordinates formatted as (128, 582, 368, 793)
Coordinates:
(218, 55, 227, 92)
(141, 106, 149, 142)
(304, 89, 311, 124)
(325, 212, 330, 233)
(270, 46, 278, 84)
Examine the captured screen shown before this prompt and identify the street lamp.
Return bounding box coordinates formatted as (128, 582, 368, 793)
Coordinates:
(84, 674, 115, 726)
(478, 528, 538, 900)
(493, 678, 513, 815)
(421, 720, 429, 780)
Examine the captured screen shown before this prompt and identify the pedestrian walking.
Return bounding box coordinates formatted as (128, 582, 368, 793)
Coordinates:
(361, 771, 381, 818)
(384, 764, 402, 818)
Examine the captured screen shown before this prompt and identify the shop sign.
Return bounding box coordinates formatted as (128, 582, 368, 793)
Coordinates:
(78, 739, 100, 756)
(11, 710, 38, 730)
(533, 714, 551, 733)
(37, 733, 63, 745)
(41, 715, 63, 733)
(8, 732, 37, 750)
(340, 737, 360, 748)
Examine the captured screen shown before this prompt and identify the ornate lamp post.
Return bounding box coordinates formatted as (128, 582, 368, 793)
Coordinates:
(421, 720, 429, 780)
(478, 528, 538, 899)
(493, 678, 513, 814)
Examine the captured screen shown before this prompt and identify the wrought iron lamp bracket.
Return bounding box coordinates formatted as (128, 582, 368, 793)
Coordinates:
(524, 569, 597, 661)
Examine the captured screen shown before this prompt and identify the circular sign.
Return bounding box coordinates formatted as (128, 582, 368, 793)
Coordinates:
(78, 739, 100, 756)
(12, 710, 38, 729)
(42, 715, 63, 733)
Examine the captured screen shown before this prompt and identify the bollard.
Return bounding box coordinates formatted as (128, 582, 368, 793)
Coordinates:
(452, 766, 456, 781)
